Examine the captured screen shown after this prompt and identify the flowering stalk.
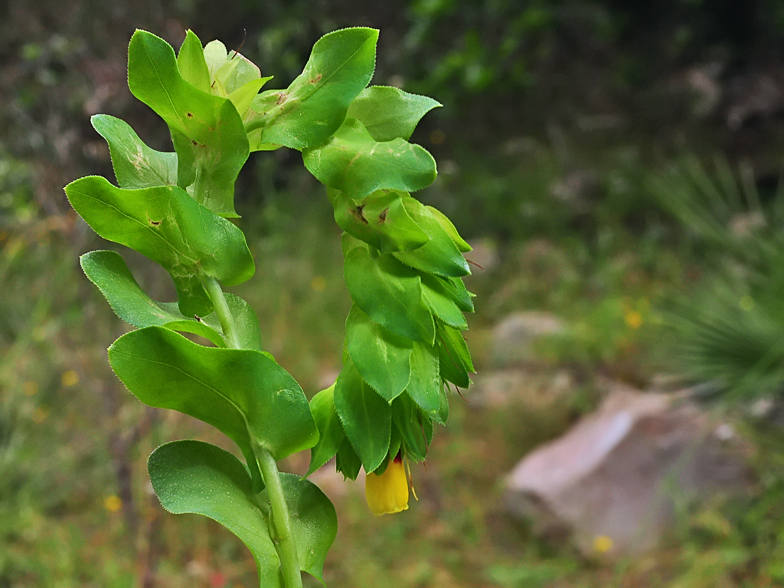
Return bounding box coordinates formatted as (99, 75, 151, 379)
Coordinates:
(66, 26, 474, 587)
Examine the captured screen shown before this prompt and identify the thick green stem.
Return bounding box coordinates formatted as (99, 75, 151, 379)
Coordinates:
(258, 449, 303, 588)
(201, 275, 302, 588)
(200, 276, 242, 350)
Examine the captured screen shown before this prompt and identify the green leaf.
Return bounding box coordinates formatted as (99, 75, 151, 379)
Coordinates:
(343, 244, 435, 344)
(109, 327, 318, 490)
(392, 196, 471, 277)
(148, 440, 282, 588)
(435, 383, 450, 425)
(405, 341, 441, 413)
(434, 275, 475, 313)
(219, 293, 264, 352)
(303, 118, 437, 200)
(422, 276, 468, 330)
(329, 189, 430, 253)
(259, 474, 337, 584)
(437, 323, 474, 388)
(177, 30, 211, 93)
(91, 115, 177, 189)
(229, 77, 272, 115)
(65, 176, 254, 317)
(245, 27, 378, 151)
(335, 437, 362, 480)
(425, 205, 472, 253)
(127, 30, 249, 218)
(392, 394, 428, 462)
(333, 358, 390, 473)
(80, 250, 225, 346)
(306, 384, 346, 476)
(346, 86, 441, 142)
(346, 304, 411, 402)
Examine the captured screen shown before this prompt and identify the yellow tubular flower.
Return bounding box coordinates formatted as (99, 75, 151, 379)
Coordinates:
(365, 455, 409, 516)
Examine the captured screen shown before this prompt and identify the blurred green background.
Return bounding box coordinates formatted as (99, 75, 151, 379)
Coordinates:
(5, 0, 784, 586)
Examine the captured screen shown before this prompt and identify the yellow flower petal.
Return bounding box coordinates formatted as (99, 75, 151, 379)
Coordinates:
(365, 457, 409, 516)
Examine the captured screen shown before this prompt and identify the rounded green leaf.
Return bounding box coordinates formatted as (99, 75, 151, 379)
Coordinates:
(343, 244, 435, 344)
(177, 30, 211, 93)
(329, 188, 430, 253)
(109, 327, 319, 489)
(148, 440, 283, 588)
(303, 118, 437, 200)
(306, 384, 346, 476)
(259, 474, 338, 584)
(346, 304, 412, 402)
(333, 359, 390, 473)
(91, 115, 177, 190)
(392, 196, 471, 277)
(245, 27, 379, 151)
(128, 30, 249, 217)
(65, 176, 254, 316)
(80, 250, 225, 346)
(346, 86, 441, 142)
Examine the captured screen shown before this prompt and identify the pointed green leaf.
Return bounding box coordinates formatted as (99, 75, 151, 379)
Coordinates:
(148, 441, 282, 588)
(421, 277, 468, 330)
(393, 196, 471, 277)
(333, 358, 390, 473)
(215, 52, 262, 95)
(434, 275, 475, 313)
(65, 176, 254, 316)
(437, 323, 474, 388)
(245, 27, 378, 151)
(229, 77, 272, 115)
(307, 384, 346, 476)
(343, 244, 435, 344)
(335, 437, 362, 480)
(91, 115, 177, 189)
(346, 86, 441, 142)
(426, 205, 472, 253)
(346, 304, 412, 402)
(303, 118, 437, 200)
(80, 250, 225, 346)
(109, 327, 318, 490)
(329, 188, 430, 253)
(177, 30, 211, 93)
(259, 474, 337, 584)
(391, 394, 428, 462)
(127, 30, 249, 217)
(406, 341, 441, 413)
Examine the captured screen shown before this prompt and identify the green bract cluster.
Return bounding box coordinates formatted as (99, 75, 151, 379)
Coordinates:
(65, 26, 473, 587)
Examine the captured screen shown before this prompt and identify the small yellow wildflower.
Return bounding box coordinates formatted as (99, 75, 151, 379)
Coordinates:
(624, 310, 643, 330)
(365, 455, 409, 516)
(104, 495, 123, 513)
(593, 534, 614, 553)
(61, 370, 79, 387)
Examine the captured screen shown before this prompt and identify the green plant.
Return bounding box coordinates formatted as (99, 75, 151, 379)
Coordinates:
(65, 28, 474, 587)
(649, 155, 784, 400)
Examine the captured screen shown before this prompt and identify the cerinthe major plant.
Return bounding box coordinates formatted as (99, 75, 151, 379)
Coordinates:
(65, 27, 475, 587)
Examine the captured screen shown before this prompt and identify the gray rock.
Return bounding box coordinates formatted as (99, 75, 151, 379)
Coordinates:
(490, 311, 566, 367)
(505, 388, 749, 557)
(470, 368, 572, 409)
